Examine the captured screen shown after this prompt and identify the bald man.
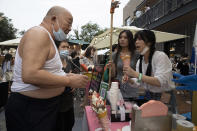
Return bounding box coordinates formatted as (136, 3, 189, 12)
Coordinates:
(5, 6, 88, 131)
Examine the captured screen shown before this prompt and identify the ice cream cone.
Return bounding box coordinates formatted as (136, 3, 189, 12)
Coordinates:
(91, 91, 110, 131)
(120, 55, 130, 67)
(97, 110, 107, 118)
(120, 55, 130, 83)
(97, 111, 110, 131)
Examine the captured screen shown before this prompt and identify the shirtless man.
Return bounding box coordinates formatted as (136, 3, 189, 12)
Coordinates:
(5, 6, 88, 131)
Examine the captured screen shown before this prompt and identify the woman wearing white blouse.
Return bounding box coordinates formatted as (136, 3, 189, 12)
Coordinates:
(123, 30, 176, 112)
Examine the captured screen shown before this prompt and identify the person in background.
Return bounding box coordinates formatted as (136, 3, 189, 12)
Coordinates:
(1, 53, 12, 77)
(5, 6, 88, 131)
(80, 46, 96, 71)
(1, 53, 13, 83)
(144, 4, 150, 13)
(109, 30, 139, 103)
(55, 40, 75, 131)
(103, 44, 118, 83)
(177, 54, 189, 76)
(135, 10, 142, 18)
(0, 53, 12, 112)
(70, 51, 80, 74)
(112, 44, 118, 53)
(123, 30, 176, 112)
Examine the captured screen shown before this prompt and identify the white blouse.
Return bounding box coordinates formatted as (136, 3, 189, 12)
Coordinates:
(135, 51, 175, 93)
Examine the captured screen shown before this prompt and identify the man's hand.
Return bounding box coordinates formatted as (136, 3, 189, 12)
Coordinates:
(66, 73, 89, 89)
(172, 73, 197, 91)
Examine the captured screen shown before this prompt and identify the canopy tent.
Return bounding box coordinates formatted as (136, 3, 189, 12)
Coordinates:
(90, 26, 187, 49)
(0, 38, 21, 46)
(97, 48, 110, 55)
(0, 38, 89, 46)
(68, 39, 89, 45)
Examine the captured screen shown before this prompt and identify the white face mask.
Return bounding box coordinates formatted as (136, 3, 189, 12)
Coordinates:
(59, 50, 69, 59)
(140, 46, 149, 55)
(52, 20, 67, 41)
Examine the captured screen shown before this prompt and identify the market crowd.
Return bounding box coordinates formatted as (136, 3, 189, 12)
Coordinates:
(0, 5, 195, 131)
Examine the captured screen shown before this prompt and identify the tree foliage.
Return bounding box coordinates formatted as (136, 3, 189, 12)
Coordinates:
(19, 30, 26, 36)
(0, 12, 18, 42)
(73, 28, 80, 40)
(73, 22, 107, 43)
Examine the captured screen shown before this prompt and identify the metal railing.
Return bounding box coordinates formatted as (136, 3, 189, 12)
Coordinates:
(130, 0, 193, 28)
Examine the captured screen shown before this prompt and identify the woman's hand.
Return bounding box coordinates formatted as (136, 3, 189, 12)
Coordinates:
(106, 60, 113, 68)
(106, 60, 116, 77)
(122, 75, 129, 83)
(123, 66, 139, 78)
(128, 78, 135, 85)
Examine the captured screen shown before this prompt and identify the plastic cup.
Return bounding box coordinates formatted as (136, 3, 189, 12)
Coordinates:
(111, 82, 119, 90)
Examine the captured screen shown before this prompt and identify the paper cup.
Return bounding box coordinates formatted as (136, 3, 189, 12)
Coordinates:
(83, 72, 92, 81)
(172, 114, 186, 129)
(176, 119, 194, 131)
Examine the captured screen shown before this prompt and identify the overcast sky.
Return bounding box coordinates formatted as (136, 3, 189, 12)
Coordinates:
(0, 0, 129, 35)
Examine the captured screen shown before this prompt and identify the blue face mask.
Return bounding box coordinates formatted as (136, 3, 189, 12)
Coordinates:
(52, 20, 67, 41)
(59, 50, 69, 59)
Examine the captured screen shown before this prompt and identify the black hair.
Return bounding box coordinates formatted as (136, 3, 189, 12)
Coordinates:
(2, 53, 12, 69)
(84, 46, 96, 58)
(134, 30, 156, 76)
(114, 30, 135, 68)
(182, 53, 188, 58)
(54, 40, 68, 49)
(71, 51, 77, 58)
(112, 44, 118, 52)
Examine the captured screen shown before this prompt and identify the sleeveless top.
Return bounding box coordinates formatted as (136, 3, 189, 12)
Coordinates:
(11, 26, 65, 92)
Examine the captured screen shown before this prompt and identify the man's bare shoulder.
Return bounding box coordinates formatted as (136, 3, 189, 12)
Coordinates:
(19, 26, 52, 58)
(22, 26, 50, 47)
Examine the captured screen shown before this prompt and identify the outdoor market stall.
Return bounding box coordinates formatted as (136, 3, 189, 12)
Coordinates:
(89, 26, 187, 49)
(82, 1, 196, 131)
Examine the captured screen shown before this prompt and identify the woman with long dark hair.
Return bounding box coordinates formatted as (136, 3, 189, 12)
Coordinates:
(110, 30, 139, 100)
(123, 30, 176, 112)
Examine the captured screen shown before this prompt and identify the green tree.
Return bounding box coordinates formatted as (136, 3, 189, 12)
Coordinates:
(0, 12, 17, 42)
(73, 22, 107, 43)
(73, 28, 80, 40)
(19, 30, 26, 36)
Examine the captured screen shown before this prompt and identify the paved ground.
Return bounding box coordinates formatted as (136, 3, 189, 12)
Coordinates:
(0, 108, 6, 131)
(72, 97, 85, 131)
